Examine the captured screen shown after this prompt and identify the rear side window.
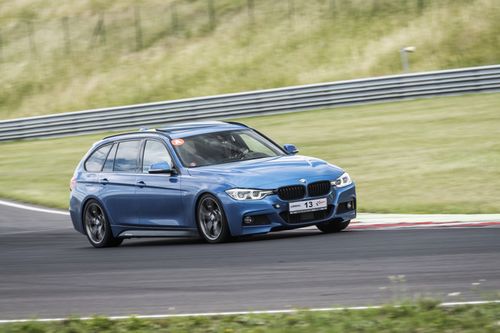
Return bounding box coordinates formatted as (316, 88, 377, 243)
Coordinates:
(142, 140, 172, 173)
(85, 144, 112, 172)
(102, 143, 118, 172)
(114, 140, 141, 173)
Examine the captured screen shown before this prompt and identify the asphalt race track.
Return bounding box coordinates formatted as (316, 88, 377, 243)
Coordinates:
(1, 203, 499, 320)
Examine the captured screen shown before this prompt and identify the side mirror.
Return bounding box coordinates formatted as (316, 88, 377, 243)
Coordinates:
(148, 161, 173, 174)
(283, 144, 299, 155)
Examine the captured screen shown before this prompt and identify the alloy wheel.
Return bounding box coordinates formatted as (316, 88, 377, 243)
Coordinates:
(198, 197, 224, 241)
(85, 203, 107, 244)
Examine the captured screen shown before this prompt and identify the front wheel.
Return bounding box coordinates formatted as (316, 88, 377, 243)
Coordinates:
(316, 220, 350, 233)
(83, 200, 123, 248)
(196, 194, 232, 243)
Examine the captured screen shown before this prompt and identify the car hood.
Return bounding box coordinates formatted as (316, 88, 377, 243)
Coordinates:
(187, 155, 344, 189)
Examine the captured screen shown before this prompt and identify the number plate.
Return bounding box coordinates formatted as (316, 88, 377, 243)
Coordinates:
(289, 198, 328, 215)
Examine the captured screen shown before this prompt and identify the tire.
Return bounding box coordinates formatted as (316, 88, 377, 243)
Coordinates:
(83, 200, 123, 248)
(316, 219, 350, 233)
(196, 194, 232, 244)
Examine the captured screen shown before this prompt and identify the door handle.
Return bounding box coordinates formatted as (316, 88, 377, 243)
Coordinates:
(100, 178, 109, 185)
(136, 180, 146, 188)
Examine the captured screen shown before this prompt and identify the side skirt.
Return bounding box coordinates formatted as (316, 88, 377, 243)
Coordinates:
(117, 229, 198, 238)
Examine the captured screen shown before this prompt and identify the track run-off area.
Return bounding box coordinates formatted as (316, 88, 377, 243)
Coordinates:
(0, 199, 499, 321)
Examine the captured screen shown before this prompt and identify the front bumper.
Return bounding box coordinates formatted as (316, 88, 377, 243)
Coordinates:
(218, 183, 356, 236)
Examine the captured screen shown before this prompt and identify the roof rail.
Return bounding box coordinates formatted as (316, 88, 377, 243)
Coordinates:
(224, 121, 248, 128)
(103, 129, 162, 140)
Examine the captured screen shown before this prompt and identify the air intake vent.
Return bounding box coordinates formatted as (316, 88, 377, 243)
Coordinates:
(307, 181, 331, 197)
(277, 185, 306, 201)
(280, 206, 333, 224)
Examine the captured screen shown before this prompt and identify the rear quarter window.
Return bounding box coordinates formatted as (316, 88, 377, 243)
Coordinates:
(84, 144, 112, 172)
(102, 143, 118, 172)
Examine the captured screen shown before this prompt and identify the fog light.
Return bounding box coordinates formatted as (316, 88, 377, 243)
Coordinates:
(346, 201, 353, 209)
(273, 204, 281, 209)
(243, 216, 254, 225)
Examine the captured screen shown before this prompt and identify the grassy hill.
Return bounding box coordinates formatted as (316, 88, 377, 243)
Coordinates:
(0, 0, 499, 119)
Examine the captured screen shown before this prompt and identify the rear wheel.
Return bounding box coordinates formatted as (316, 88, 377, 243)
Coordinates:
(196, 194, 231, 243)
(83, 200, 122, 248)
(316, 220, 350, 233)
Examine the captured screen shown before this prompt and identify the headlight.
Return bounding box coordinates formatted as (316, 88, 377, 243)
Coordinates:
(226, 189, 274, 200)
(331, 172, 352, 188)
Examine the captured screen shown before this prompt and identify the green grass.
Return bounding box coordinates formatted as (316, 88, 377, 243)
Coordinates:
(0, 92, 499, 213)
(0, 0, 499, 120)
(1, 302, 499, 333)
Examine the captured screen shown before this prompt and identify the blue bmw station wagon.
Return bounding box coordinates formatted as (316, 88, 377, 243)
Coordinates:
(70, 121, 356, 247)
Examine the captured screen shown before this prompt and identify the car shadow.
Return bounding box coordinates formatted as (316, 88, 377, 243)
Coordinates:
(120, 228, 352, 247)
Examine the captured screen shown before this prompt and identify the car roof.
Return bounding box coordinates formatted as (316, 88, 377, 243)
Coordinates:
(101, 121, 249, 142)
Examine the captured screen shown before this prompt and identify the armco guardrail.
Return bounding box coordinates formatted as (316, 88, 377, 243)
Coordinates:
(1, 64, 499, 141)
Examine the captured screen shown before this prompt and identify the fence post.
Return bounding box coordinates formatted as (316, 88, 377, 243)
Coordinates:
(61, 17, 71, 55)
(0, 32, 3, 62)
(170, 2, 179, 32)
(26, 20, 37, 58)
(207, 0, 216, 30)
(90, 12, 106, 47)
(134, 6, 143, 50)
(247, 0, 255, 27)
(287, 0, 295, 26)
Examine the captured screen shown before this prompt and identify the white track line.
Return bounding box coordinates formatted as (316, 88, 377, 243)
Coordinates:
(1, 199, 499, 223)
(0, 300, 499, 324)
(0, 199, 69, 216)
(0, 227, 73, 236)
(355, 213, 500, 223)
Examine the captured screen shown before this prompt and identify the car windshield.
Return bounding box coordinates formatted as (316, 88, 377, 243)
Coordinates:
(172, 130, 285, 167)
